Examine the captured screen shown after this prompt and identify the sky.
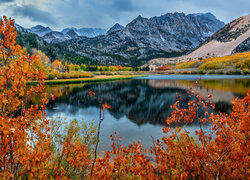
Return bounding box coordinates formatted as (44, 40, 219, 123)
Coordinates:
(0, 0, 249, 31)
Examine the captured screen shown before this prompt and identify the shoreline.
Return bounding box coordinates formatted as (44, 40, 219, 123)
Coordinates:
(28, 75, 147, 85)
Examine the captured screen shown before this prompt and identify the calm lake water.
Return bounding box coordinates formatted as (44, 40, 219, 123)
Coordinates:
(46, 75, 250, 151)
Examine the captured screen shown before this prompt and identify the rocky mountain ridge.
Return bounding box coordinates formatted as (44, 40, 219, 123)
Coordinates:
(64, 12, 225, 65)
(15, 12, 225, 66)
(144, 14, 250, 68)
(16, 24, 106, 43)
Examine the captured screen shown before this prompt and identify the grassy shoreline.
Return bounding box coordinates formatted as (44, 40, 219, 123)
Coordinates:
(28, 75, 147, 85)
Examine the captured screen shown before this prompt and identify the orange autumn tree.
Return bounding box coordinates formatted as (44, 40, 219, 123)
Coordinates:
(0, 16, 52, 178)
(0, 16, 90, 180)
(52, 59, 63, 71)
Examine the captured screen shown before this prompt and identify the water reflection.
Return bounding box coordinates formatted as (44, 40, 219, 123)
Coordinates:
(45, 76, 249, 150)
(46, 78, 249, 126)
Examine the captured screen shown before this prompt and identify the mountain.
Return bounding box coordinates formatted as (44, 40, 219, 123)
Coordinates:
(63, 12, 225, 66)
(25, 25, 106, 43)
(107, 23, 124, 34)
(14, 24, 91, 64)
(42, 31, 68, 43)
(62, 27, 106, 37)
(144, 14, 250, 68)
(28, 25, 52, 37)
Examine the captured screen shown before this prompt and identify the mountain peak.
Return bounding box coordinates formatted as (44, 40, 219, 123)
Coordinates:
(30, 25, 52, 32)
(107, 23, 124, 34)
(133, 15, 149, 21)
(29, 25, 52, 37)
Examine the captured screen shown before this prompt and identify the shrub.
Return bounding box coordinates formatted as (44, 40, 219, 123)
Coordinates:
(181, 70, 191, 74)
(190, 71, 198, 74)
(234, 58, 250, 69)
(80, 64, 87, 71)
(47, 73, 55, 80)
(225, 69, 241, 75)
(199, 61, 224, 70)
(100, 71, 117, 75)
(198, 69, 206, 74)
(167, 71, 176, 74)
(243, 68, 249, 74)
(216, 70, 225, 74)
(208, 70, 216, 74)
(231, 69, 242, 75)
(176, 61, 199, 69)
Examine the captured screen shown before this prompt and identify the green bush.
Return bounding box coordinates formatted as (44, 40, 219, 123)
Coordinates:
(231, 69, 242, 75)
(47, 74, 55, 80)
(243, 68, 249, 74)
(234, 59, 250, 69)
(198, 70, 206, 74)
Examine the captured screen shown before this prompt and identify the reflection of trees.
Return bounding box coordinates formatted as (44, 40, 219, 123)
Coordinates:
(198, 79, 250, 94)
(46, 80, 234, 127)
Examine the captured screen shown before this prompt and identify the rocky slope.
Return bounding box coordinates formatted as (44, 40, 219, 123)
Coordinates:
(63, 12, 224, 66)
(144, 14, 250, 68)
(107, 23, 124, 34)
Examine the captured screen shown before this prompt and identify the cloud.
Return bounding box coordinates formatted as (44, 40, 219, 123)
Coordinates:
(0, 0, 15, 3)
(12, 4, 57, 25)
(0, 0, 249, 30)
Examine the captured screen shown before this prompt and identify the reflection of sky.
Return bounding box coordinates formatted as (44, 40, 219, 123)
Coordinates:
(47, 107, 165, 151)
(47, 106, 211, 151)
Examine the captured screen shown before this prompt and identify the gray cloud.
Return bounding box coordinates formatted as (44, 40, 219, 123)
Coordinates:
(0, 0, 15, 3)
(2, 0, 250, 30)
(12, 4, 57, 25)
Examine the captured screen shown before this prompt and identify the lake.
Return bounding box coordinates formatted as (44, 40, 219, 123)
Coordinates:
(46, 75, 250, 151)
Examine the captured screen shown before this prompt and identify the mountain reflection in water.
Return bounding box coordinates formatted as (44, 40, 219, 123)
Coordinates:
(46, 78, 248, 127)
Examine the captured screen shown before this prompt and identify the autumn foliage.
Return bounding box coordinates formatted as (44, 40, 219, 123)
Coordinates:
(157, 65, 173, 71)
(175, 52, 250, 71)
(0, 16, 249, 179)
(0, 16, 50, 178)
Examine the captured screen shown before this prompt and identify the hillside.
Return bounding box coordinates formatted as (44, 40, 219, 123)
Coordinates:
(144, 14, 250, 68)
(15, 29, 90, 64)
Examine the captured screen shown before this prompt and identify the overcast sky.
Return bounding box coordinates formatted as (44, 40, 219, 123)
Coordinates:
(0, 0, 249, 31)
